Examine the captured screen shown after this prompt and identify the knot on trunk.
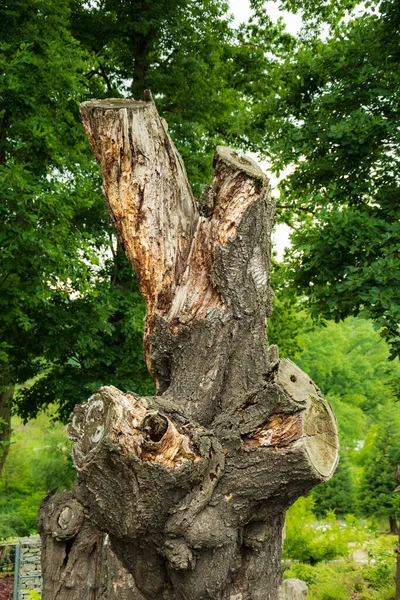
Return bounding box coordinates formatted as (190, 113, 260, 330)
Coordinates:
(38, 491, 84, 542)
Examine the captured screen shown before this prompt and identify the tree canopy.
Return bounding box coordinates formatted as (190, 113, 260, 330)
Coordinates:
(2, 0, 291, 425)
(255, 0, 400, 363)
(0, 0, 112, 429)
(358, 402, 400, 530)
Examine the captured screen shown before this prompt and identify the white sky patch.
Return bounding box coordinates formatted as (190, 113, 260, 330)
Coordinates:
(229, 1, 300, 259)
(245, 152, 293, 261)
(229, 0, 303, 35)
(272, 223, 291, 261)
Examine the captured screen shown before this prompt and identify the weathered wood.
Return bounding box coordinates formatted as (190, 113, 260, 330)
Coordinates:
(68, 358, 337, 600)
(38, 490, 101, 599)
(40, 95, 338, 600)
(80, 95, 274, 423)
(37, 490, 144, 600)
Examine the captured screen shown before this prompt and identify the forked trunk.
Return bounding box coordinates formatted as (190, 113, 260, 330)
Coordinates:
(39, 94, 338, 600)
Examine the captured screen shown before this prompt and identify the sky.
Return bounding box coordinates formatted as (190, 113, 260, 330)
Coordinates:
(229, 0, 303, 35)
(228, 0, 297, 258)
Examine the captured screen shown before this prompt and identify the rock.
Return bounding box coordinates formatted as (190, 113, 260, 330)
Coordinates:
(279, 578, 308, 600)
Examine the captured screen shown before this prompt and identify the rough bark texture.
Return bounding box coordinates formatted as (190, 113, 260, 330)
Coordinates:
(40, 95, 338, 600)
(0, 384, 14, 475)
(38, 490, 143, 600)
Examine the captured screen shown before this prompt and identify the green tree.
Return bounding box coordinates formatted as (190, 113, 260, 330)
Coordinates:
(0, 0, 153, 430)
(69, 0, 292, 193)
(295, 318, 400, 419)
(15, 253, 154, 422)
(2, 0, 293, 431)
(0, 412, 75, 538)
(312, 451, 355, 517)
(256, 0, 400, 363)
(358, 403, 400, 533)
(283, 316, 400, 517)
(0, 0, 107, 457)
(267, 261, 306, 359)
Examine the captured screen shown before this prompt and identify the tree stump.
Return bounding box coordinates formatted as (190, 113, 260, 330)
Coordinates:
(39, 94, 338, 600)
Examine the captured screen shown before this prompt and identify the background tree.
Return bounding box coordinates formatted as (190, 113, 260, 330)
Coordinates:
(293, 317, 399, 517)
(69, 0, 293, 193)
(359, 403, 400, 533)
(0, 0, 108, 460)
(312, 451, 355, 517)
(271, 311, 400, 517)
(0, 414, 75, 539)
(254, 0, 400, 365)
(267, 261, 306, 358)
(295, 318, 399, 418)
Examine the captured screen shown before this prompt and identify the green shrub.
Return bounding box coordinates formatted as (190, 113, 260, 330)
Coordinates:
(0, 412, 75, 540)
(283, 501, 396, 600)
(283, 498, 350, 563)
(360, 536, 396, 599)
(27, 592, 41, 600)
(283, 562, 318, 585)
(311, 581, 349, 600)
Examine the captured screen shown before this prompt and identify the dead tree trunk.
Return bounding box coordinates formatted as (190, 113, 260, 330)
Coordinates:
(40, 94, 338, 600)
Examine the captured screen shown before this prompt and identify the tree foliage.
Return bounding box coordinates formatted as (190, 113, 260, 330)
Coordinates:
(0, 0, 112, 414)
(267, 261, 306, 358)
(0, 412, 75, 539)
(312, 451, 355, 517)
(284, 316, 400, 518)
(69, 0, 291, 194)
(358, 403, 400, 527)
(1, 0, 295, 424)
(256, 0, 400, 362)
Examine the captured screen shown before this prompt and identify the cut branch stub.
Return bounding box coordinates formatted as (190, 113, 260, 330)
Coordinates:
(38, 490, 84, 542)
(38, 490, 145, 600)
(68, 386, 217, 542)
(38, 490, 102, 600)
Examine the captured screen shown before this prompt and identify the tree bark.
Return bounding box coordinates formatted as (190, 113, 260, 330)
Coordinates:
(0, 384, 14, 475)
(40, 94, 338, 600)
(38, 490, 144, 599)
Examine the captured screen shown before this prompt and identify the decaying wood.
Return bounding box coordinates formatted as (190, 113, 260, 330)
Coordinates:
(40, 95, 339, 600)
(38, 490, 144, 600)
(80, 95, 273, 418)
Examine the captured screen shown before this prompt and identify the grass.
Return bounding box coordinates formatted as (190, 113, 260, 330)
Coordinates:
(283, 498, 398, 600)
